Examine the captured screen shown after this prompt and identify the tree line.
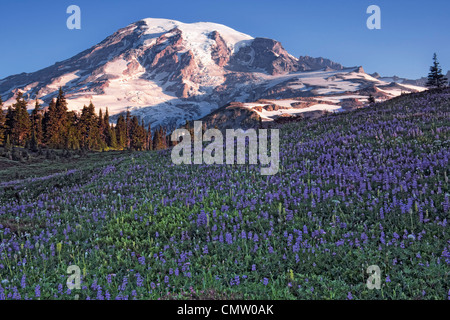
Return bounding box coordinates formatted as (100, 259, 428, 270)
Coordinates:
(0, 88, 177, 152)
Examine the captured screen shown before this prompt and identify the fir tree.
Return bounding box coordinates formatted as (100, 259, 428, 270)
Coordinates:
(5, 106, 15, 138)
(45, 98, 60, 148)
(44, 87, 70, 148)
(5, 134, 12, 151)
(147, 123, 152, 150)
(29, 129, 38, 152)
(368, 94, 376, 104)
(98, 108, 107, 150)
(152, 126, 162, 150)
(79, 102, 101, 150)
(426, 53, 448, 89)
(31, 99, 43, 146)
(153, 126, 167, 150)
(103, 108, 112, 147)
(129, 116, 146, 150)
(66, 111, 80, 150)
(125, 109, 131, 149)
(109, 124, 118, 149)
(0, 97, 5, 145)
(115, 115, 127, 150)
(11, 91, 31, 146)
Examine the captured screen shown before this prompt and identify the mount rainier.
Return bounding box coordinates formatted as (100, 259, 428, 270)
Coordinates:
(0, 18, 426, 129)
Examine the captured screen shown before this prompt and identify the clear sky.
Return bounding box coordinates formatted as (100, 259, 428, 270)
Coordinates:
(0, 0, 449, 79)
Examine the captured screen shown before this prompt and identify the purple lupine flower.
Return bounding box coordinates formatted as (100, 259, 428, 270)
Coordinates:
(35, 285, 41, 298)
(97, 286, 104, 300)
(20, 274, 26, 289)
(136, 273, 144, 287)
(225, 232, 233, 244)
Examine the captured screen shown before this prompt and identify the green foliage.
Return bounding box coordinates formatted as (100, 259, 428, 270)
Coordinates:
(10, 92, 31, 146)
(0, 88, 159, 155)
(426, 53, 448, 88)
(0, 97, 5, 145)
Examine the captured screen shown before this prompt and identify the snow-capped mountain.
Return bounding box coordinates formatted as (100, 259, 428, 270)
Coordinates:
(370, 73, 427, 87)
(370, 69, 450, 87)
(0, 18, 426, 129)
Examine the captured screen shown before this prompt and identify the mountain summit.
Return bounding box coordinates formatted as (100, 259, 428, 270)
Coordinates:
(0, 18, 424, 129)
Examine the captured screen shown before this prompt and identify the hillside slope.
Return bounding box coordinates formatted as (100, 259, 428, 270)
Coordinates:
(0, 87, 448, 300)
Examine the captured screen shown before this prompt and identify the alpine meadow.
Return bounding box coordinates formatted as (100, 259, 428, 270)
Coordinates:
(0, 1, 449, 303)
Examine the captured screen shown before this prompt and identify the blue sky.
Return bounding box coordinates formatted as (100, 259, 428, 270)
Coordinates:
(0, 0, 449, 79)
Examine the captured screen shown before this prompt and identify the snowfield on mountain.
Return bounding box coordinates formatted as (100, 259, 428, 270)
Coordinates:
(0, 18, 427, 129)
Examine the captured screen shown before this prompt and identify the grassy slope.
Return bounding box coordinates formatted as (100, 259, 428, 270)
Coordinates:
(0, 89, 449, 300)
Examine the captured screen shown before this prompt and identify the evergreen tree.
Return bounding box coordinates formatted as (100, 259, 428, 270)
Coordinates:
(153, 126, 167, 150)
(5, 106, 14, 138)
(147, 123, 152, 150)
(31, 99, 44, 146)
(98, 109, 106, 150)
(0, 97, 5, 145)
(426, 53, 448, 89)
(45, 98, 60, 147)
(115, 115, 127, 150)
(66, 111, 80, 150)
(152, 126, 161, 150)
(79, 102, 101, 150)
(109, 124, 118, 149)
(11, 91, 31, 146)
(141, 119, 148, 150)
(43, 87, 69, 148)
(29, 129, 38, 152)
(125, 109, 131, 149)
(5, 134, 12, 151)
(129, 116, 146, 150)
(103, 108, 112, 147)
(98, 108, 107, 150)
(368, 94, 376, 104)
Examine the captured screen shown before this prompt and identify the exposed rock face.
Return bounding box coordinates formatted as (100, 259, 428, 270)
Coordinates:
(355, 66, 365, 73)
(297, 56, 344, 71)
(372, 72, 431, 87)
(252, 104, 289, 112)
(358, 84, 387, 98)
(370, 72, 381, 79)
(209, 31, 231, 67)
(0, 21, 147, 101)
(291, 100, 319, 109)
(379, 82, 419, 93)
(230, 38, 299, 75)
